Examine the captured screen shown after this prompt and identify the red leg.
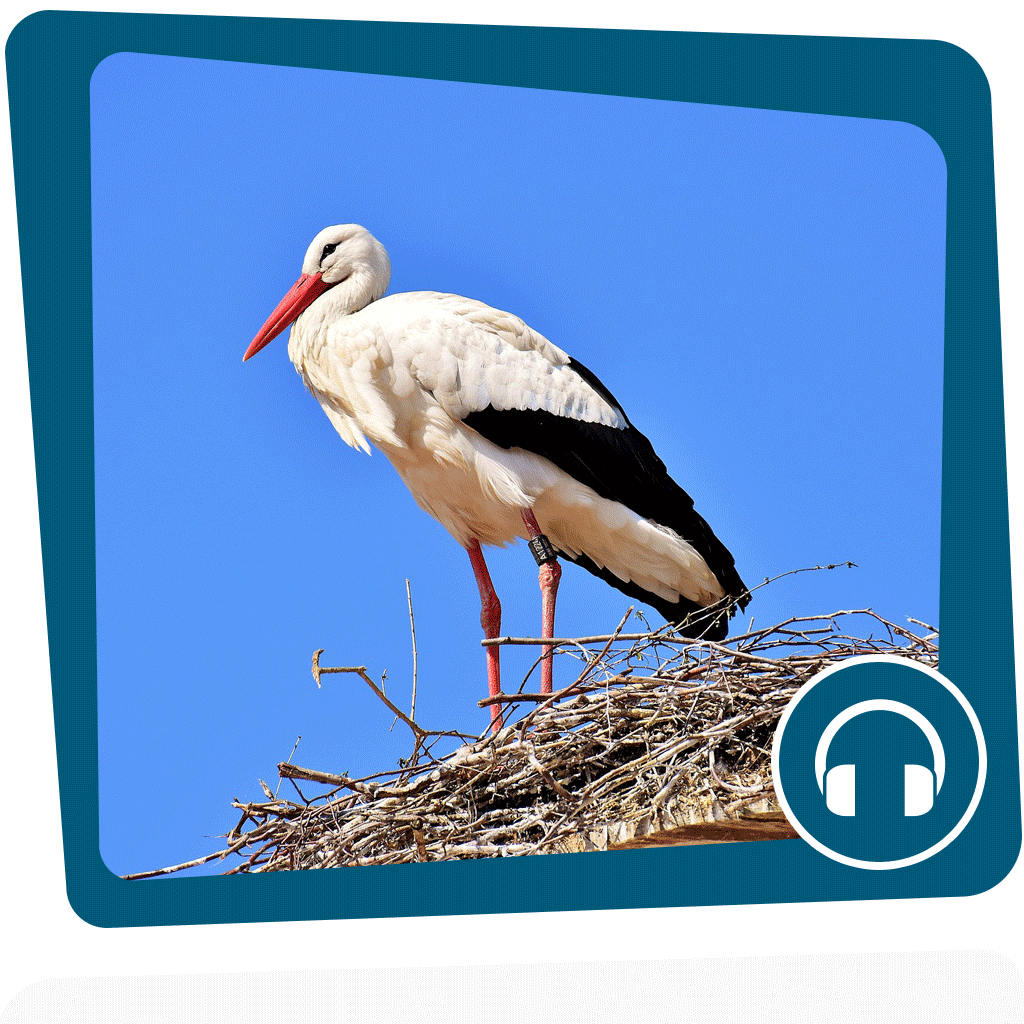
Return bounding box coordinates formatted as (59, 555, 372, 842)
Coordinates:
(521, 509, 561, 694)
(466, 539, 503, 733)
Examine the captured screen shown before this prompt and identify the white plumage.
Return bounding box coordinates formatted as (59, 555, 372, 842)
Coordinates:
(245, 224, 747, 730)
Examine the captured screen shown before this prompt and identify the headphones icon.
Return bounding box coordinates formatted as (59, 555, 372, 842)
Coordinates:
(815, 699, 945, 817)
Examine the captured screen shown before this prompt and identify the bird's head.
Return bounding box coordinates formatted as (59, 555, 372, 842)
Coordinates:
(243, 224, 392, 361)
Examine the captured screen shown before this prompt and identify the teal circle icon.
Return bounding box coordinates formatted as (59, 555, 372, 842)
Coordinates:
(772, 655, 987, 869)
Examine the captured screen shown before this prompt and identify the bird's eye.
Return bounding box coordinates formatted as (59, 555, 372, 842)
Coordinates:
(320, 242, 337, 264)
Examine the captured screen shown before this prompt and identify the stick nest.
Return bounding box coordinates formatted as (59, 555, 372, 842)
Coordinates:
(131, 608, 938, 877)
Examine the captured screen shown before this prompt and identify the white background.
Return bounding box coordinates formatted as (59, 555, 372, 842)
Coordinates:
(2, 2, 1021, 1017)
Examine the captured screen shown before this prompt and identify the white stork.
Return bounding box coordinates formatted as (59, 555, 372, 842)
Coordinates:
(244, 225, 748, 731)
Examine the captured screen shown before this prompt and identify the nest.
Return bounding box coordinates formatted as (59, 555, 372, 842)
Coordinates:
(129, 606, 938, 877)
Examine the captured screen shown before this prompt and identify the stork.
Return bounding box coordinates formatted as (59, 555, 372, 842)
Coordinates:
(244, 225, 749, 731)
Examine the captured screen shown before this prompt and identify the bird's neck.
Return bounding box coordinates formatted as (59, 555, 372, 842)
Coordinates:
(327, 267, 388, 317)
(287, 268, 386, 361)
(309, 269, 384, 325)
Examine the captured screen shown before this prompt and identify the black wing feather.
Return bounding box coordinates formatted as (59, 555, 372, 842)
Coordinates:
(462, 357, 749, 638)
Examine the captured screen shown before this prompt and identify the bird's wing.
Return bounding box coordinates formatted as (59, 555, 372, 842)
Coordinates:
(396, 295, 675, 519)
(398, 294, 750, 620)
(398, 293, 628, 429)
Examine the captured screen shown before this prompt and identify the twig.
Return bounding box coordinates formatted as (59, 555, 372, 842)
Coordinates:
(311, 651, 426, 739)
(483, 632, 671, 648)
(481, 560, 859, 650)
(122, 838, 249, 880)
(406, 579, 419, 724)
(275, 736, 302, 799)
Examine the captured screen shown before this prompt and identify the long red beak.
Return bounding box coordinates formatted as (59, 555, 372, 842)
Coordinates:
(243, 272, 330, 361)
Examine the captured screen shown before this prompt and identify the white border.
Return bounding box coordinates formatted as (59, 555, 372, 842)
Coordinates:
(3, 3, 1023, 1015)
(772, 654, 989, 870)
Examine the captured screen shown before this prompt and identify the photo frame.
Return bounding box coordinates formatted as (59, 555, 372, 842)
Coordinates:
(8, 12, 1016, 926)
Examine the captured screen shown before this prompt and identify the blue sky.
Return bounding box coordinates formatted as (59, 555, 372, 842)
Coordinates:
(90, 53, 946, 878)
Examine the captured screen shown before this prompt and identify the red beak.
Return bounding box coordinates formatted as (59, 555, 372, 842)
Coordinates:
(243, 272, 330, 361)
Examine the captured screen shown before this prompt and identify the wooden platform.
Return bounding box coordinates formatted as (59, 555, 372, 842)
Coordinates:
(610, 812, 797, 849)
(551, 789, 798, 854)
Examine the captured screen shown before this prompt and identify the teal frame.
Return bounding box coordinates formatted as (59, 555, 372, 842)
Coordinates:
(7, 12, 1017, 926)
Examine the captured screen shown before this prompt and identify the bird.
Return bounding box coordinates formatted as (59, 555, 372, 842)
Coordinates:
(244, 224, 749, 732)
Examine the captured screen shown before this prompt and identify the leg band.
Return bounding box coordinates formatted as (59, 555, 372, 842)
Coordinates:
(528, 534, 559, 566)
